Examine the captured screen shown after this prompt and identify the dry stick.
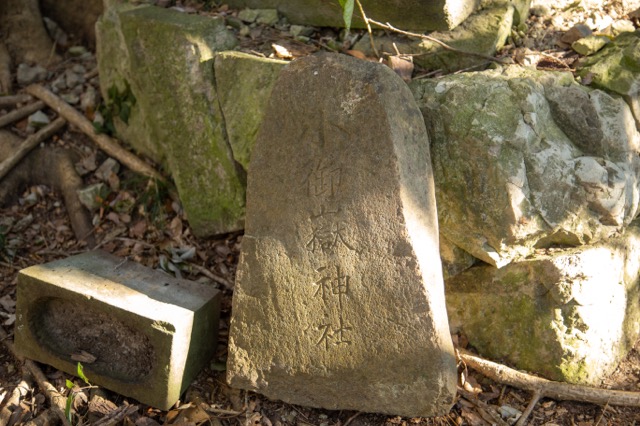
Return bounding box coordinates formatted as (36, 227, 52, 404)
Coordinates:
(25, 84, 166, 183)
(0, 94, 33, 108)
(514, 389, 541, 426)
(0, 328, 71, 426)
(0, 117, 66, 180)
(458, 349, 640, 407)
(354, 0, 379, 58)
(365, 18, 509, 65)
(0, 100, 45, 128)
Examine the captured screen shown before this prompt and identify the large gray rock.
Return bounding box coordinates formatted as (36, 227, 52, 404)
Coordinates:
(227, 53, 457, 417)
(96, 5, 244, 237)
(447, 219, 640, 385)
(225, 0, 480, 31)
(576, 31, 640, 128)
(411, 67, 640, 267)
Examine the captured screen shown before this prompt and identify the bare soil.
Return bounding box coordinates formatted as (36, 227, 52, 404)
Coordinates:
(1, 0, 640, 424)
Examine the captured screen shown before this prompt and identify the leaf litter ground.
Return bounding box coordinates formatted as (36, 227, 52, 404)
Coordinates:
(1, 0, 640, 424)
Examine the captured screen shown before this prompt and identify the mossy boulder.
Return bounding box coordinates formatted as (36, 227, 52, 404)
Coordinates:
(214, 52, 287, 171)
(446, 220, 640, 384)
(96, 5, 244, 237)
(576, 31, 640, 127)
(410, 66, 640, 267)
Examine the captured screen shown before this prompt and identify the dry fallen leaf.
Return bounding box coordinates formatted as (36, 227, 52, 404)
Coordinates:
(387, 55, 414, 82)
(272, 43, 293, 59)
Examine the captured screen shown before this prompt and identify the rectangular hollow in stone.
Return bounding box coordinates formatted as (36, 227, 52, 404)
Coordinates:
(227, 52, 457, 417)
(15, 250, 220, 410)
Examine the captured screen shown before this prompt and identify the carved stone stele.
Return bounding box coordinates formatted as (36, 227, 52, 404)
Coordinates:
(227, 52, 457, 417)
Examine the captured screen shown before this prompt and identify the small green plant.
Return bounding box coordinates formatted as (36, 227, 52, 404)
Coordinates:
(65, 363, 92, 423)
(338, 0, 355, 32)
(95, 80, 137, 136)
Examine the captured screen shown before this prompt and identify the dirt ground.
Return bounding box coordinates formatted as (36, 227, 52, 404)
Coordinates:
(1, 0, 640, 424)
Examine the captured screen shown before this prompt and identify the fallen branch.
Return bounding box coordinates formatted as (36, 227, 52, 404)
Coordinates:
(25, 84, 166, 183)
(458, 349, 640, 407)
(0, 100, 45, 128)
(0, 116, 66, 180)
(0, 94, 32, 108)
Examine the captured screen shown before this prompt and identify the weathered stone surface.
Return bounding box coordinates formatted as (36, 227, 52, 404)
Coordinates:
(227, 53, 457, 417)
(214, 52, 286, 171)
(224, 0, 480, 31)
(576, 31, 640, 128)
(353, 1, 515, 73)
(572, 35, 610, 56)
(15, 250, 220, 410)
(446, 219, 640, 385)
(96, 5, 244, 237)
(410, 66, 640, 267)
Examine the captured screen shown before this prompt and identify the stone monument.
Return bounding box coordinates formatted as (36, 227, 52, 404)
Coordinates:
(227, 52, 457, 417)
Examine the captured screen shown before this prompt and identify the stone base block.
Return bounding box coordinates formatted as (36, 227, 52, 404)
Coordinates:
(15, 250, 220, 410)
(446, 221, 640, 385)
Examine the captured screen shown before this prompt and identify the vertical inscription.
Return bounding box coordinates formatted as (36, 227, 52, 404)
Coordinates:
(304, 156, 357, 351)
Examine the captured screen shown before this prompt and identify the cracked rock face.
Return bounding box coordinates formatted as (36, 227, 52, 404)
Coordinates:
(410, 66, 640, 267)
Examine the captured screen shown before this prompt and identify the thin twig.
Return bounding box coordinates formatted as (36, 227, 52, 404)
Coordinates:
(0, 101, 45, 128)
(515, 389, 542, 426)
(0, 116, 66, 181)
(188, 262, 233, 289)
(366, 18, 508, 64)
(343, 411, 362, 426)
(355, 0, 379, 58)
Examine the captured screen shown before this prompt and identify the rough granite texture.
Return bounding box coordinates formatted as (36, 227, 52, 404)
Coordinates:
(411, 67, 640, 267)
(96, 5, 245, 237)
(446, 220, 640, 385)
(15, 250, 220, 410)
(224, 0, 480, 31)
(227, 52, 457, 417)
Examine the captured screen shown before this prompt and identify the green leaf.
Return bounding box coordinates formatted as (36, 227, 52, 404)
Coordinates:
(65, 394, 73, 422)
(338, 0, 354, 32)
(77, 362, 91, 385)
(66, 379, 74, 389)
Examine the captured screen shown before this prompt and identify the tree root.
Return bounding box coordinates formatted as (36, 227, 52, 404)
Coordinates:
(0, 130, 95, 247)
